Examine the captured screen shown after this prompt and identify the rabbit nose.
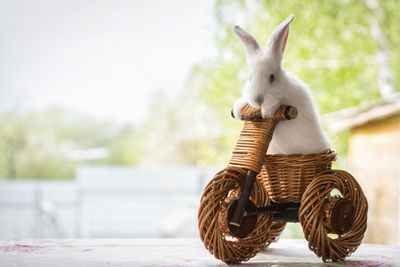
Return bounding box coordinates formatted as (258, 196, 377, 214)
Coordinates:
(255, 96, 264, 105)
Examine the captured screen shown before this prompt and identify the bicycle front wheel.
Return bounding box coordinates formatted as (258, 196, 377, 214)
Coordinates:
(198, 167, 272, 264)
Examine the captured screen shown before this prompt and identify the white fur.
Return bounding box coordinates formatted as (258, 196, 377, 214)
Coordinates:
(232, 15, 330, 154)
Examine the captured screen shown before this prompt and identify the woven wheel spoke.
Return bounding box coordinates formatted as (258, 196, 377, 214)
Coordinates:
(299, 169, 368, 262)
(198, 167, 273, 264)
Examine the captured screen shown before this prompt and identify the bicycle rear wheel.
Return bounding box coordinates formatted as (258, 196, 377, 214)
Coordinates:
(299, 169, 368, 262)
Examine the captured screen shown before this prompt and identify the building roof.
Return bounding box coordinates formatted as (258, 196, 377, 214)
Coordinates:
(324, 95, 400, 133)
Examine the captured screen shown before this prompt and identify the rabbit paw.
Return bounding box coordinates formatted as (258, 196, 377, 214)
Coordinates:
(232, 98, 248, 120)
(261, 105, 279, 119)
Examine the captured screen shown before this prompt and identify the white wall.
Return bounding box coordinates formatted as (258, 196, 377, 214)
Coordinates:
(0, 166, 218, 238)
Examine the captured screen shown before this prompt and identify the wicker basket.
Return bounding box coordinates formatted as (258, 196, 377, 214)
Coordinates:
(258, 150, 337, 203)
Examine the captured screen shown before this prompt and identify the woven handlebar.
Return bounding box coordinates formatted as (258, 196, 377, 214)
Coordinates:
(233, 105, 298, 121)
(228, 105, 297, 173)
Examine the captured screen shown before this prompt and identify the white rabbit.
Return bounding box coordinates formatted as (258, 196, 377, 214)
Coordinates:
(232, 15, 331, 154)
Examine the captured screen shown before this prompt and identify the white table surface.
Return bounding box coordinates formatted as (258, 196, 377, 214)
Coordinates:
(0, 238, 399, 267)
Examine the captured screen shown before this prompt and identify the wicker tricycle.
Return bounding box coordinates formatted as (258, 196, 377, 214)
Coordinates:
(198, 105, 368, 264)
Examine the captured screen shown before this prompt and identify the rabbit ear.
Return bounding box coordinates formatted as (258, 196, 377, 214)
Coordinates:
(233, 25, 261, 59)
(266, 15, 294, 60)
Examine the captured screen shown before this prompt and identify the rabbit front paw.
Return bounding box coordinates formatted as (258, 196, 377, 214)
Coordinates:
(232, 98, 248, 120)
(261, 105, 279, 119)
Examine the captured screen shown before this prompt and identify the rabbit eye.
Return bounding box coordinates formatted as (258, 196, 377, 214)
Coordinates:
(269, 74, 275, 83)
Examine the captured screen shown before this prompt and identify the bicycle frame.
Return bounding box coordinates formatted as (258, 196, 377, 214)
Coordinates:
(228, 105, 298, 227)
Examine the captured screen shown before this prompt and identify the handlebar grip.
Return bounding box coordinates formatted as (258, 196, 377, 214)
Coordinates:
(231, 105, 297, 121)
(275, 105, 298, 121)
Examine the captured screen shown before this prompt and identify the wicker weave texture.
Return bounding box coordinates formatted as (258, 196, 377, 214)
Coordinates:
(265, 222, 286, 247)
(258, 150, 337, 203)
(198, 104, 367, 264)
(228, 120, 274, 173)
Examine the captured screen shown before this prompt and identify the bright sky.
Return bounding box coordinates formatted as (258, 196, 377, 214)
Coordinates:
(0, 0, 216, 124)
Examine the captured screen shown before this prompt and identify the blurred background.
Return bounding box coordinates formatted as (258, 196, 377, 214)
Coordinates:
(0, 0, 399, 245)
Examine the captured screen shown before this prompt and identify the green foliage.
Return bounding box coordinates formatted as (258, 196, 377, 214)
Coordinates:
(190, 0, 399, 165)
(1, 0, 399, 178)
(0, 110, 74, 179)
(138, 89, 223, 166)
(106, 126, 143, 165)
(0, 108, 143, 179)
